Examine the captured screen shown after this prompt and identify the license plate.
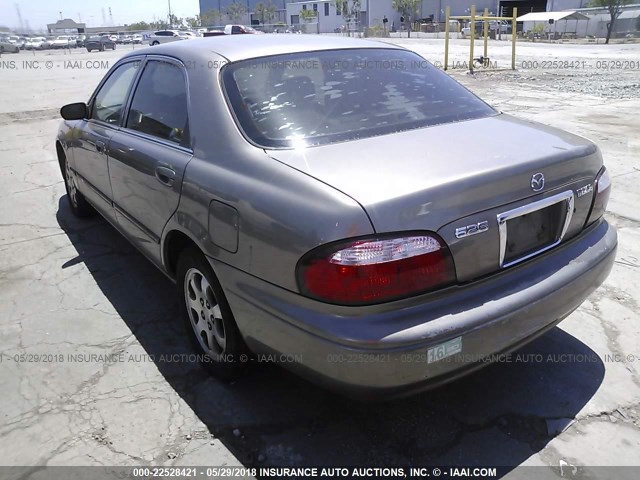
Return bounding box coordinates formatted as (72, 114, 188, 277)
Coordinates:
(504, 201, 565, 264)
(427, 336, 462, 364)
(497, 190, 575, 268)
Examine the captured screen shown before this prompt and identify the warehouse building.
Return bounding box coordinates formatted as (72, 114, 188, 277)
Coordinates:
(199, 1, 638, 38)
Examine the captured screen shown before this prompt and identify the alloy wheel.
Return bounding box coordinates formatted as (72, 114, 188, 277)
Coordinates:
(65, 159, 78, 207)
(184, 267, 226, 356)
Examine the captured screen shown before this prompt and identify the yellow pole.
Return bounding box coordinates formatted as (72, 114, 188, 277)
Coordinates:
(512, 7, 517, 70)
(483, 7, 489, 62)
(469, 5, 476, 73)
(444, 6, 450, 70)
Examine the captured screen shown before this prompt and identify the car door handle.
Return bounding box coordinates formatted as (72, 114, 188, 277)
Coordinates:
(95, 140, 106, 154)
(155, 166, 176, 187)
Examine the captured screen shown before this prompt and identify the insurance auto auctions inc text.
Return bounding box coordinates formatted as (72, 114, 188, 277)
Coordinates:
(257, 467, 497, 478)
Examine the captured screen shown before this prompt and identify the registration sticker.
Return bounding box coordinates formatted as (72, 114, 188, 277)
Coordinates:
(427, 336, 462, 363)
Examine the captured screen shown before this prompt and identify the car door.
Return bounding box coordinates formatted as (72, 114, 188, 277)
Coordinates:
(108, 57, 193, 263)
(156, 31, 170, 43)
(72, 59, 141, 217)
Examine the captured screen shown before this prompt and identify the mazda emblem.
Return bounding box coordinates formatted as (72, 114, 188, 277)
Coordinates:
(531, 173, 545, 192)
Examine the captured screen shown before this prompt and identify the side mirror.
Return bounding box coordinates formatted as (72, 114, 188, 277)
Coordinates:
(60, 102, 88, 120)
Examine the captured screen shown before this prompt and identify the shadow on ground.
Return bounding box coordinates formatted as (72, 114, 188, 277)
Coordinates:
(57, 197, 604, 469)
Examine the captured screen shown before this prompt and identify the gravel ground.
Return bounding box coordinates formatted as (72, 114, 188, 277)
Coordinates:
(463, 70, 640, 99)
(386, 38, 640, 99)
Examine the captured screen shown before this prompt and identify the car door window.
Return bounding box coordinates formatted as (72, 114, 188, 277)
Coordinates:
(125, 60, 189, 145)
(91, 61, 140, 125)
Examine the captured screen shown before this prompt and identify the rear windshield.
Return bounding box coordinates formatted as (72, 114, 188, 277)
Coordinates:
(222, 48, 496, 148)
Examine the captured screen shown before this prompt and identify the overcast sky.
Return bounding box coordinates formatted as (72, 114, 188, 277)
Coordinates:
(0, 0, 200, 31)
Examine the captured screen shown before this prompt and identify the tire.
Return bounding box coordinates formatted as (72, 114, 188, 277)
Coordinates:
(86, 48, 91, 52)
(112, 44, 116, 50)
(151, 41, 159, 46)
(100, 44, 104, 52)
(62, 155, 94, 218)
(176, 247, 248, 381)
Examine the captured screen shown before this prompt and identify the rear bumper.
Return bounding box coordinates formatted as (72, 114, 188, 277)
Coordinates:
(211, 219, 617, 398)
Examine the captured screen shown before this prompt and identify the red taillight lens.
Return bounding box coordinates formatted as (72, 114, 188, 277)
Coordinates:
(585, 166, 611, 227)
(297, 234, 456, 305)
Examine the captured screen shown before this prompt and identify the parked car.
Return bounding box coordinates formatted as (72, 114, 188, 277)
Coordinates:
(25, 37, 47, 50)
(178, 31, 201, 39)
(85, 36, 116, 52)
(462, 20, 512, 36)
(462, 21, 482, 36)
(203, 30, 225, 37)
(147, 30, 183, 45)
(56, 36, 616, 398)
(121, 35, 133, 44)
(0, 36, 20, 53)
(132, 34, 144, 44)
(7, 35, 26, 49)
(42, 37, 56, 49)
(495, 20, 513, 34)
(50, 35, 75, 49)
(224, 24, 261, 34)
(75, 35, 87, 47)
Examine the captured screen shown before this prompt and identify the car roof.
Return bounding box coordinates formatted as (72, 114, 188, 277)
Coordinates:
(121, 34, 404, 63)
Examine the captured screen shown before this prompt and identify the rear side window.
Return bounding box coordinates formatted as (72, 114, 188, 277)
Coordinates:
(91, 61, 140, 124)
(125, 60, 189, 145)
(223, 49, 496, 148)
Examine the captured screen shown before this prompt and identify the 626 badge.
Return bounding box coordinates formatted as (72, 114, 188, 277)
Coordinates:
(455, 220, 489, 239)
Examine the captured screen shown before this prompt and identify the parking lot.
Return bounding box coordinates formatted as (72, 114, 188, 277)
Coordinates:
(0, 39, 639, 476)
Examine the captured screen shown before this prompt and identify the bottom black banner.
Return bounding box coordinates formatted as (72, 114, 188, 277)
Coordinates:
(1, 465, 638, 480)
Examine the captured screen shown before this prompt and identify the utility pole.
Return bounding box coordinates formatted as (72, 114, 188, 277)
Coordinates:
(168, 0, 172, 26)
(15, 4, 24, 31)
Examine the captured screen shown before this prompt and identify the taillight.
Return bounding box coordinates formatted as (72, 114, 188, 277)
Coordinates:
(585, 166, 611, 227)
(297, 234, 456, 305)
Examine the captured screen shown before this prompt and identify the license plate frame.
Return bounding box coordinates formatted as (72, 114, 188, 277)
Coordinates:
(497, 190, 574, 268)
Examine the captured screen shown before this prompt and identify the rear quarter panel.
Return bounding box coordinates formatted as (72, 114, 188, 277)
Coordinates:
(163, 53, 374, 291)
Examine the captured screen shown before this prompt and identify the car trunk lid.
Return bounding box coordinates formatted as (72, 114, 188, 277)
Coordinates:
(267, 114, 602, 281)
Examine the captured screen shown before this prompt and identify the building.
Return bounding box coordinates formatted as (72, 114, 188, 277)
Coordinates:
(202, 0, 638, 37)
(532, 3, 640, 38)
(285, 1, 549, 33)
(199, 0, 288, 25)
(46, 18, 131, 36)
(46, 19, 86, 34)
(547, 0, 592, 9)
(286, 1, 354, 33)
